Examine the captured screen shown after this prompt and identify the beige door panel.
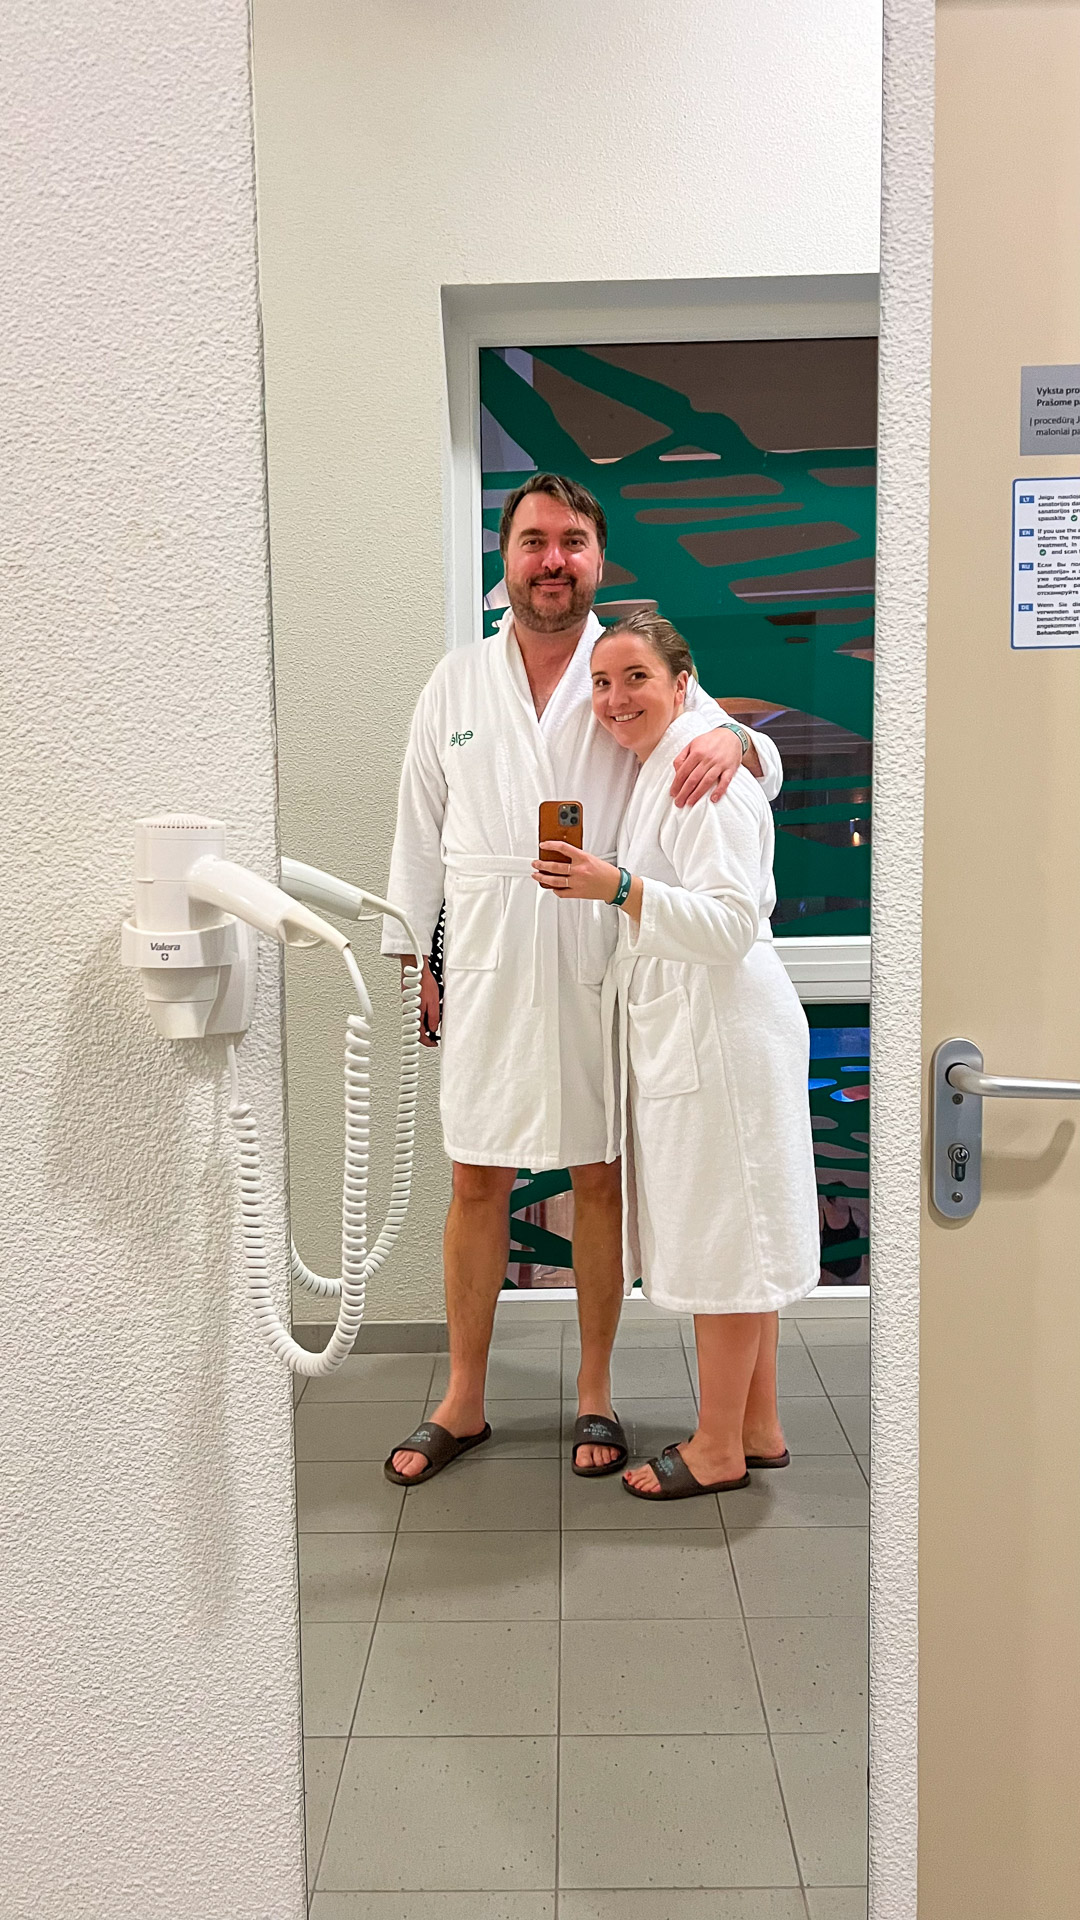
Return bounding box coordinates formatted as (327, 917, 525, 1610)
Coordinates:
(922, 4, 1080, 1914)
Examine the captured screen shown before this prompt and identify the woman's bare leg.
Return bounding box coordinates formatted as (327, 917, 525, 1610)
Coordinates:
(742, 1309, 786, 1459)
(624, 1310, 762, 1493)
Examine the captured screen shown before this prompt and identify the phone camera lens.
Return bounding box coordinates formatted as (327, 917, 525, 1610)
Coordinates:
(559, 806, 571, 824)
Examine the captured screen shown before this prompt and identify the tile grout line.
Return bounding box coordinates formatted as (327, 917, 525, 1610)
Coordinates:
(677, 1324, 698, 1418)
(305, 1349, 436, 1898)
(827, 1382, 867, 1479)
(719, 1493, 810, 1909)
(301, 1728, 856, 1740)
(300, 1336, 863, 1906)
(802, 1332, 869, 1474)
(305, 1879, 822, 1894)
(554, 1318, 565, 1918)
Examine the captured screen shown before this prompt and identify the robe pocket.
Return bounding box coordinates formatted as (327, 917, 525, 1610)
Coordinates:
(627, 986, 701, 1098)
(444, 876, 504, 971)
(575, 898, 615, 986)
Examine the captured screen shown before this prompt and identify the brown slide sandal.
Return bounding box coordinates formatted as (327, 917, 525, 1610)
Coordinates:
(571, 1413, 628, 1478)
(745, 1449, 791, 1470)
(623, 1442, 751, 1501)
(384, 1420, 492, 1486)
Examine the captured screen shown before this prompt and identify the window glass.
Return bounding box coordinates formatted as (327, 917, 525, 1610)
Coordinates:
(481, 342, 875, 1289)
(481, 340, 876, 935)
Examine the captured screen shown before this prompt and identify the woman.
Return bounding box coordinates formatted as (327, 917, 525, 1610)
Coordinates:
(533, 611, 819, 1499)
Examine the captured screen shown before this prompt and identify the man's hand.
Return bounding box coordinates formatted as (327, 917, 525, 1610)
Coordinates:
(533, 842, 620, 902)
(670, 724, 761, 807)
(401, 955, 441, 1047)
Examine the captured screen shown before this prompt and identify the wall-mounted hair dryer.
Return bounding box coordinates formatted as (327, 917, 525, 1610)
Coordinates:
(120, 816, 351, 1038)
(122, 815, 422, 1377)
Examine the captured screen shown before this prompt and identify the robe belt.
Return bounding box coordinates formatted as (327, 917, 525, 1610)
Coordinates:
(445, 850, 617, 1011)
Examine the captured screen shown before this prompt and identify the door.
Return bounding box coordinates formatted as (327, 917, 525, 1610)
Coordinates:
(920, 4, 1080, 1912)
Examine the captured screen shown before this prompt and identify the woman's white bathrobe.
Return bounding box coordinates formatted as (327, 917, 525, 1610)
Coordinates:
(602, 710, 819, 1313)
(381, 610, 782, 1171)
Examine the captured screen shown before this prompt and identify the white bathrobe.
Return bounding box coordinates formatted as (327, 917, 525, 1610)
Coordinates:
(382, 611, 783, 1171)
(602, 709, 819, 1312)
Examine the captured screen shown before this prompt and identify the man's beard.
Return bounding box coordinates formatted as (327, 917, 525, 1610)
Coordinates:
(506, 571, 597, 634)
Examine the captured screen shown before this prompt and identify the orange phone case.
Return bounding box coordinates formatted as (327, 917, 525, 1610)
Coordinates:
(538, 800, 584, 862)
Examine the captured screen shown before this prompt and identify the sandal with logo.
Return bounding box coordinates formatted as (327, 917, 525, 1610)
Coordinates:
(623, 1441, 750, 1501)
(570, 1413, 628, 1478)
(384, 1420, 492, 1486)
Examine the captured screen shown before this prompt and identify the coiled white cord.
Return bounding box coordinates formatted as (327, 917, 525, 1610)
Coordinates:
(225, 949, 422, 1377)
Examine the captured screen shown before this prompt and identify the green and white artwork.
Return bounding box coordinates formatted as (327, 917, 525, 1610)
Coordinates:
(480, 339, 876, 1287)
(807, 1003, 870, 1286)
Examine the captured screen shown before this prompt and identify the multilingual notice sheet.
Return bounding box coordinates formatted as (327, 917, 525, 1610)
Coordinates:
(1012, 477, 1080, 649)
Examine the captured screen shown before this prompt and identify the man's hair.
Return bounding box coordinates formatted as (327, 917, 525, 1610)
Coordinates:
(598, 607, 698, 683)
(498, 472, 608, 558)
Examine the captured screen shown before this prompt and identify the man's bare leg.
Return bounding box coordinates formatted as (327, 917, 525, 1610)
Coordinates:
(391, 1163, 516, 1480)
(569, 1159, 625, 1470)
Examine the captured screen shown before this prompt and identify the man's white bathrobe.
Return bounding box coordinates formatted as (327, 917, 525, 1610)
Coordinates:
(382, 610, 783, 1171)
(602, 710, 819, 1312)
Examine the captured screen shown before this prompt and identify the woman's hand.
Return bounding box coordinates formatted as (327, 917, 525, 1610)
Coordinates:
(533, 842, 621, 902)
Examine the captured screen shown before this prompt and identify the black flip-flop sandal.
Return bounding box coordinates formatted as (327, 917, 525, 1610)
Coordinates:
(383, 1420, 492, 1486)
(570, 1413, 628, 1479)
(623, 1441, 750, 1501)
(745, 1448, 791, 1470)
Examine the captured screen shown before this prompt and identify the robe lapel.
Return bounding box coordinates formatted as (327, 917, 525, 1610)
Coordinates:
(496, 614, 557, 770)
(621, 711, 708, 859)
(537, 611, 604, 742)
(491, 611, 556, 842)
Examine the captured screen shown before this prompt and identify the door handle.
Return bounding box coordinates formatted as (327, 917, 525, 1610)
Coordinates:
(944, 1062, 1080, 1100)
(932, 1037, 1080, 1219)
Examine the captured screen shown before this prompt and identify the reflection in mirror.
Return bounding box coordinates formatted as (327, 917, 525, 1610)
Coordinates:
(286, 336, 873, 1908)
(252, 7, 876, 1910)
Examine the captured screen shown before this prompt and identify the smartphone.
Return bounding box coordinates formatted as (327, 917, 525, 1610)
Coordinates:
(538, 800, 584, 863)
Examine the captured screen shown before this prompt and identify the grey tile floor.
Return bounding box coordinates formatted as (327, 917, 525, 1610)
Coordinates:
(296, 1311, 870, 1919)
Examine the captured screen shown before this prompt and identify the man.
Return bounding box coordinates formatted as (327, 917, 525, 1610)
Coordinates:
(383, 474, 782, 1482)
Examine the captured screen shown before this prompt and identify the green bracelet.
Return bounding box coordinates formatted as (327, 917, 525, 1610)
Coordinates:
(609, 867, 633, 908)
(719, 720, 751, 757)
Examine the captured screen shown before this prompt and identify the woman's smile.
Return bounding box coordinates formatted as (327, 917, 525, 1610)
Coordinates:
(590, 630, 687, 761)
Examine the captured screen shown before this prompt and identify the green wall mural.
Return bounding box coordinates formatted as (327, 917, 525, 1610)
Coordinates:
(807, 1003, 870, 1286)
(480, 341, 876, 1288)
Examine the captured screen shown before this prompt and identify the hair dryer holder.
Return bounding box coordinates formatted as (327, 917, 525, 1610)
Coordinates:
(120, 913, 258, 1038)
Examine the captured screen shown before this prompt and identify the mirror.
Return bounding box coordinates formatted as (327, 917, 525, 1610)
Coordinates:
(252, 6, 877, 1912)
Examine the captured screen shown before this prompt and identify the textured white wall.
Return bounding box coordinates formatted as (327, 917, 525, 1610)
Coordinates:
(871, 2, 933, 1913)
(251, 0, 885, 1319)
(0, 4, 305, 1915)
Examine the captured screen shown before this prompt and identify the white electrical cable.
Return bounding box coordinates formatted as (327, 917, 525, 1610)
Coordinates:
(289, 948, 409, 1298)
(225, 949, 422, 1377)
